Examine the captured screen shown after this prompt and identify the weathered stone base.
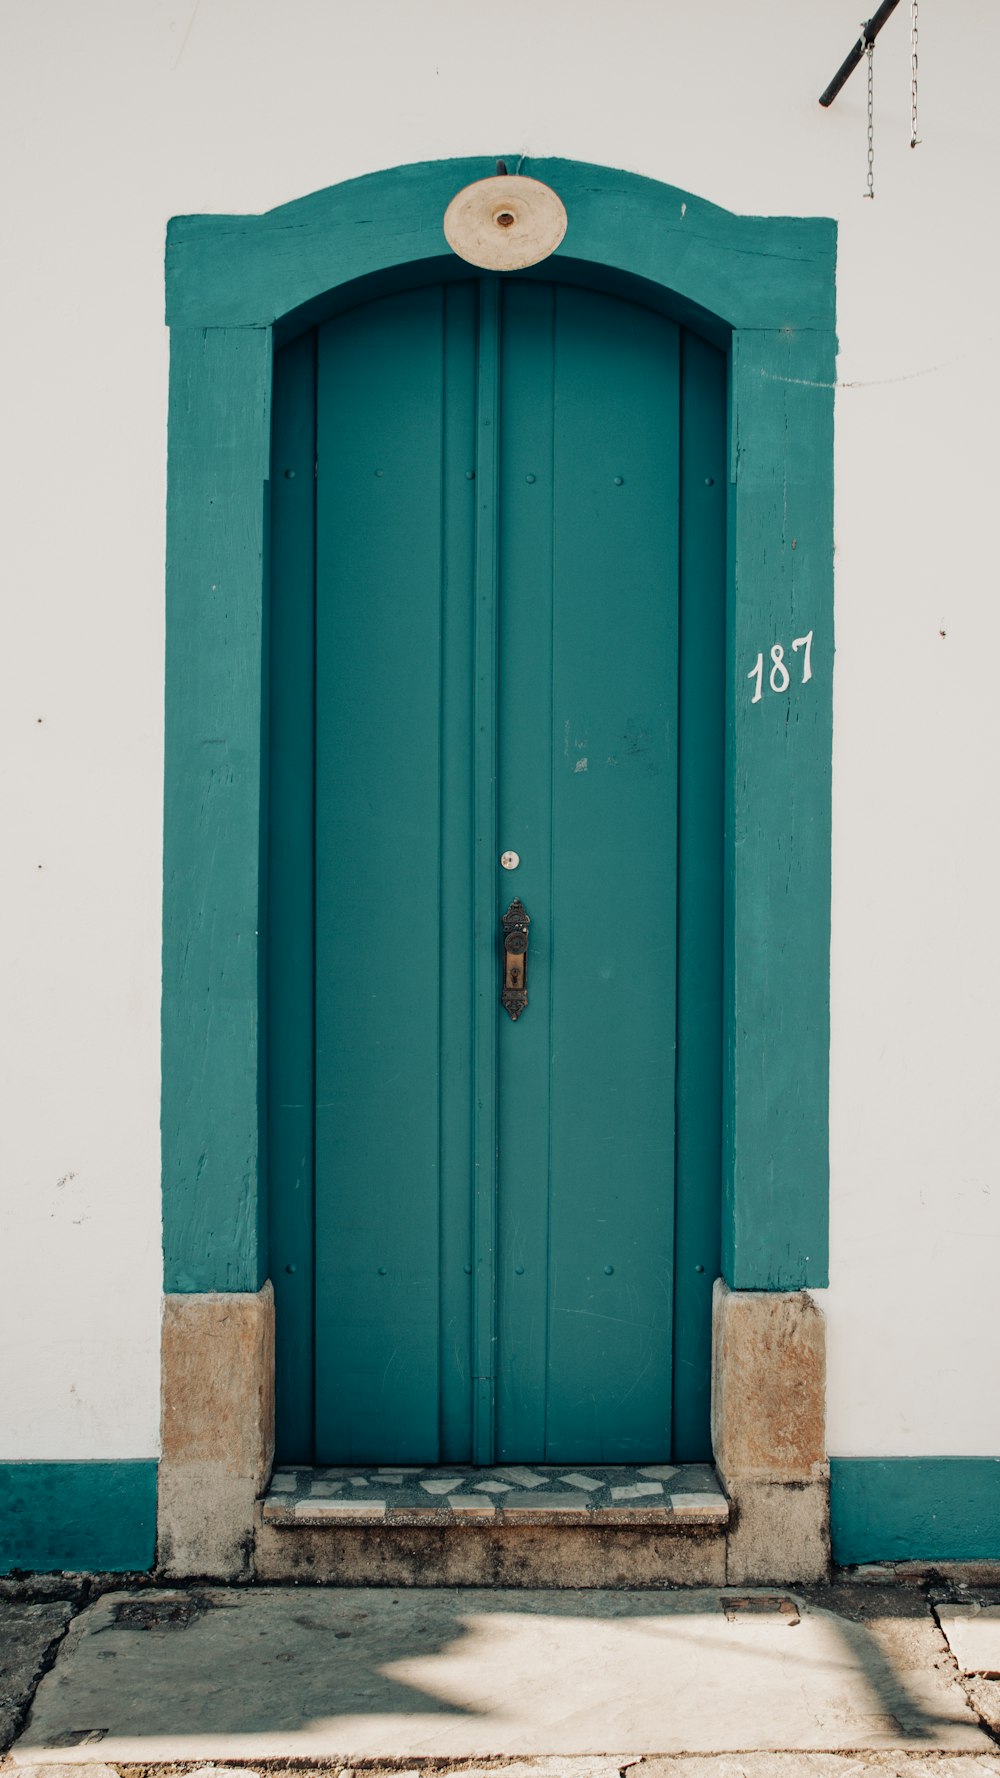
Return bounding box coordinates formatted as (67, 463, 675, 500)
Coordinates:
(157, 1462, 261, 1582)
(711, 1278, 830, 1586)
(725, 1476, 831, 1585)
(254, 1520, 728, 1586)
(711, 1280, 827, 1483)
(151, 1272, 834, 1586)
(157, 1283, 274, 1582)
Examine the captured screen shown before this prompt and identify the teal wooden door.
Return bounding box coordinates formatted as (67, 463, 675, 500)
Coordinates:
(268, 277, 725, 1467)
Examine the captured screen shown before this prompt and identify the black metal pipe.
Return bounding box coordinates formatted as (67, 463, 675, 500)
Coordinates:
(819, 0, 901, 107)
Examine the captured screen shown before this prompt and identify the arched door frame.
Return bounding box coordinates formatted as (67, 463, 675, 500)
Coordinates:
(159, 157, 835, 1578)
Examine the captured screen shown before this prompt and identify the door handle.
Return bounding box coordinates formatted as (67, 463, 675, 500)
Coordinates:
(501, 899, 530, 1021)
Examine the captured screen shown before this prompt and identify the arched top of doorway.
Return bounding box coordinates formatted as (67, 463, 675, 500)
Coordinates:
(162, 154, 835, 1303)
(165, 156, 836, 343)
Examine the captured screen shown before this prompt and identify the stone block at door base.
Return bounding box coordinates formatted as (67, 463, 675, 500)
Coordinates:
(157, 1463, 261, 1582)
(725, 1477, 830, 1585)
(711, 1278, 826, 1483)
(158, 1283, 274, 1581)
(711, 1278, 830, 1584)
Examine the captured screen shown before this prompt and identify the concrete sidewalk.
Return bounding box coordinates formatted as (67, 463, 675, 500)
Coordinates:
(3, 1584, 1000, 1774)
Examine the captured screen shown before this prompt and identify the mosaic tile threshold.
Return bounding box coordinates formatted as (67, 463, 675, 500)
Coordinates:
(263, 1462, 729, 1528)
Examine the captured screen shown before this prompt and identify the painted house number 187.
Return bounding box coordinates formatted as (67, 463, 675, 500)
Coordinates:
(747, 631, 813, 704)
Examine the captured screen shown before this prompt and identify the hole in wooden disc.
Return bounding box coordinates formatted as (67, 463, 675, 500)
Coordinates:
(494, 210, 516, 229)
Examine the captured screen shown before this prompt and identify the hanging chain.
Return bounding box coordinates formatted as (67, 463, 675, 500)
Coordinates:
(910, 0, 920, 146)
(864, 29, 875, 198)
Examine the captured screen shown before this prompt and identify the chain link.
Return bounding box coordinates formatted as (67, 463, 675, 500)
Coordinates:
(910, 0, 920, 147)
(865, 31, 875, 198)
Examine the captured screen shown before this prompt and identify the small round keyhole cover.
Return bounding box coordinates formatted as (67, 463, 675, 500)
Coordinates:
(444, 175, 567, 271)
(500, 851, 520, 871)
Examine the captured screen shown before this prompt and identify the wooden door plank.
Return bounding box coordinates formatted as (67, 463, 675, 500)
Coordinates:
(438, 282, 479, 1463)
(314, 287, 452, 1463)
(470, 279, 501, 1466)
(543, 286, 681, 1462)
(672, 329, 726, 1460)
(267, 331, 317, 1460)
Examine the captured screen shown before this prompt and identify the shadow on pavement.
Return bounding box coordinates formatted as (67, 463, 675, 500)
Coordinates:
(3, 1582, 993, 1763)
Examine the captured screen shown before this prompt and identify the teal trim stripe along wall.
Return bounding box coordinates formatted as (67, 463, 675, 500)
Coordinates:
(831, 1459, 1000, 1565)
(0, 1463, 157, 1575)
(1, 1460, 997, 1572)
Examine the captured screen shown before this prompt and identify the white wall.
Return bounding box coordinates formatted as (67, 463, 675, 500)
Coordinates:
(1, 0, 997, 1460)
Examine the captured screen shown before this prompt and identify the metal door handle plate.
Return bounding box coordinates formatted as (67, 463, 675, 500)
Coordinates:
(501, 898, 530, 1021)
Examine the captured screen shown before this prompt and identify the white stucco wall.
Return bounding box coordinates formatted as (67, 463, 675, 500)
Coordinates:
(1, 0, 997, 1460)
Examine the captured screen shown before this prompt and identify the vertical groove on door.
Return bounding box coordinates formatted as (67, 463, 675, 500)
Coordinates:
(268, 330, 317, 1460)
(471, 279, 501, 1465)
(544, 290, 557, 1456)
(496, 281, 556, 1459)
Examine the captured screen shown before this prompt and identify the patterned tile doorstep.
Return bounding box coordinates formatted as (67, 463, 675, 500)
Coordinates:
(263, 1462, 729, 1527)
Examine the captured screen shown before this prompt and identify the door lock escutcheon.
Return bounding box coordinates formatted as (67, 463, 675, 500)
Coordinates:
(501, 899, 530, 1021)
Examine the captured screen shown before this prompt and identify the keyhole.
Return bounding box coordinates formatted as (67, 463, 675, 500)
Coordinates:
(494, 210, 516, 229)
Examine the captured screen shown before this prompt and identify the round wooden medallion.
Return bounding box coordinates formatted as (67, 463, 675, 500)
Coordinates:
(443, 174, 567, 271)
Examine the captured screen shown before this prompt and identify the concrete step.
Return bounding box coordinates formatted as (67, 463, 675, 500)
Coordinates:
(255, 1462, 730, 1585)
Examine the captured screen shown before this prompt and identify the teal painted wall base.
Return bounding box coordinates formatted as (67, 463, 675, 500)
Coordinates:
(831, 1458, 1000, 1565)
(0, 1462, 157, 1575)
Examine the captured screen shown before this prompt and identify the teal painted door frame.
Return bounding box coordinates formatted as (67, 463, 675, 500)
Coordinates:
(162, 157, 836, 1300)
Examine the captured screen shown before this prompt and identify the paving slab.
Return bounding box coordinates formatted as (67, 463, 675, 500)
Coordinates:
(8, 1587, 992, 1763)
(640, 1761, 1000, 1778)
(938, 1604, 1000, 1676)
(20, 1761, 1000, 1778)
(963, 1675, 1000, 1739)
(1, 1602, 73, 1753)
